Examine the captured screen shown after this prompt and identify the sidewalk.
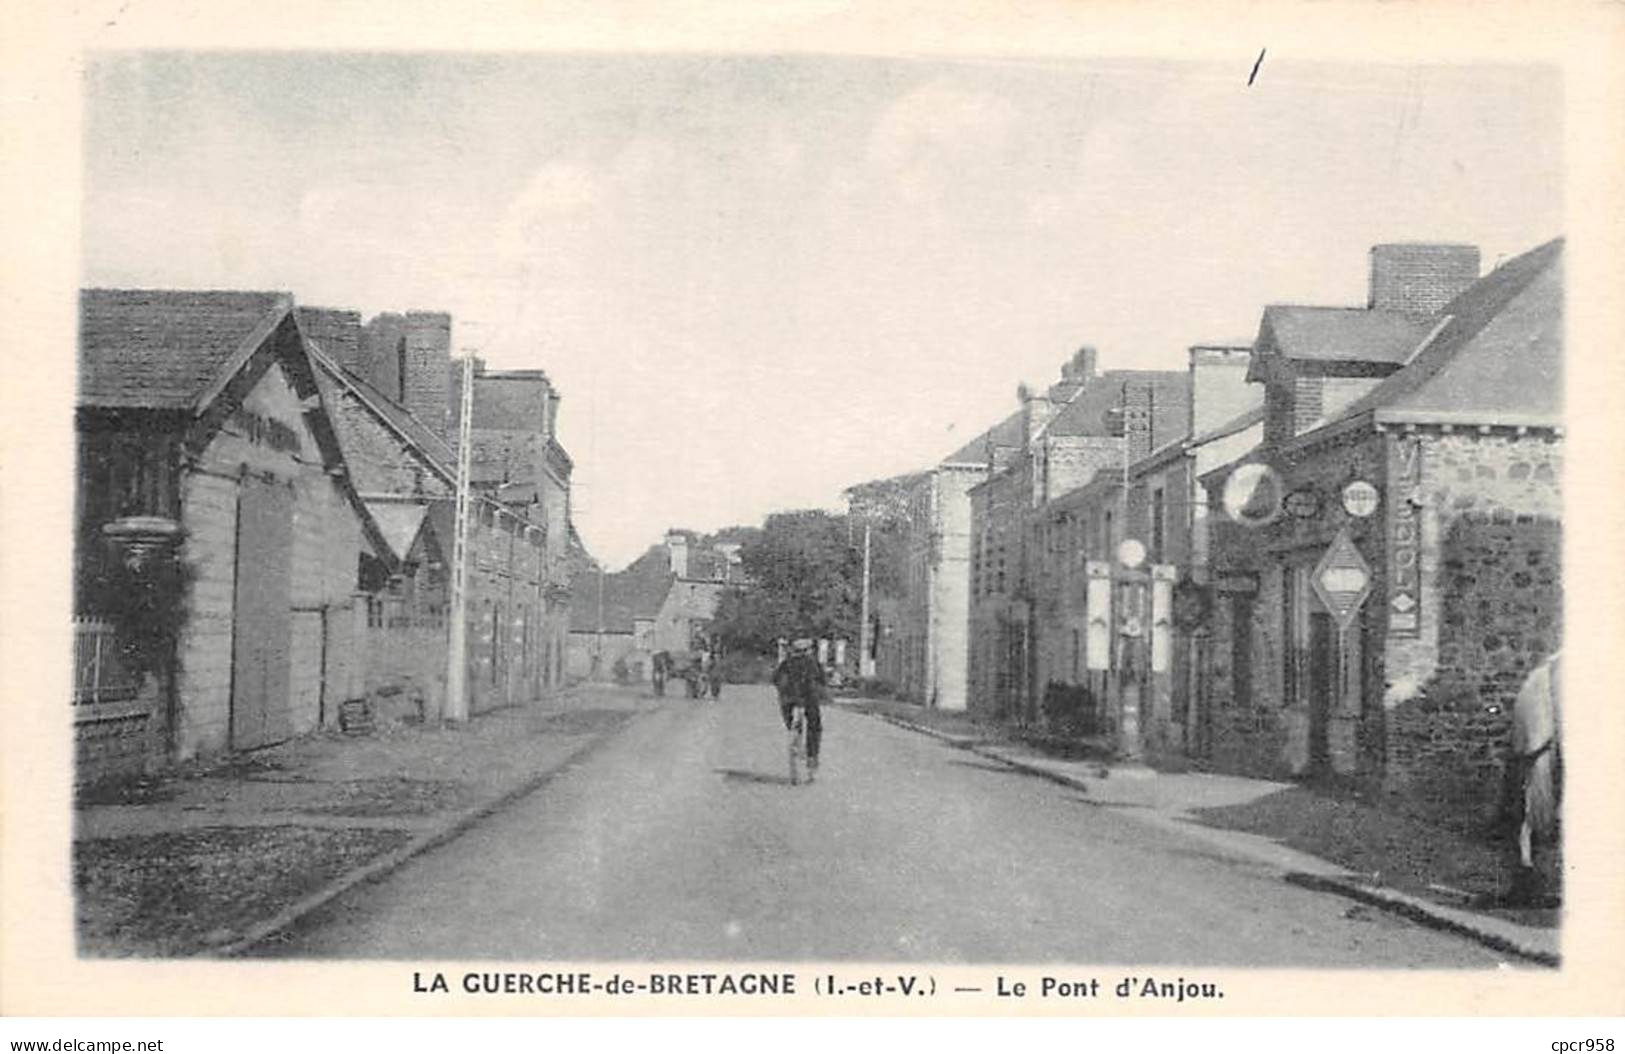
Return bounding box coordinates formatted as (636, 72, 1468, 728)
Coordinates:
(74, 686, 648, 958)
(844, 697, 1560, 966)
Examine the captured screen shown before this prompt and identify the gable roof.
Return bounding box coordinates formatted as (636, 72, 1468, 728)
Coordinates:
(941, 411, 1024, 466)
(79, 289, 292, 410)
(367, 502, 431, 563)
(569, 561, 674, 633)
(1248, 306, 1435, 381)
(1334, 238, 1563, 429)
(78, 288, 400, 570)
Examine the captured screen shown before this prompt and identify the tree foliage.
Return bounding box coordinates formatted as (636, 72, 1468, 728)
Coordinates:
(710, 510, 862, 653)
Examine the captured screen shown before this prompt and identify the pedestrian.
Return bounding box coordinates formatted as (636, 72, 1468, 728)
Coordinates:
(772, 637, 827, 779)
(651, 650, 668, 697)
(1506, 652, 1562, 906)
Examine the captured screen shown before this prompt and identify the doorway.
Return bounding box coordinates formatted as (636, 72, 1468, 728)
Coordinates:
(230, 475, 293, 750)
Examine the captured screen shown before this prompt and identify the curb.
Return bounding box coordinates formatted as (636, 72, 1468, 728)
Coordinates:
(864, 708, 1560, 968)
(203, 719, 629, 959)
(1286, 873, 1560, 967)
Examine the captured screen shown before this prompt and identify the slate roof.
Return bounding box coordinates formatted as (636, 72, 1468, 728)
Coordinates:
(941, 411, 1025, 466)
(1248, 306, 1435, 381)
(79, 289, 290, 409)
(1334, 238, 1563, 429)
(569, 561, 673, 633)
(307, 341, 458, 476)
(1047, 369, 1191, 443)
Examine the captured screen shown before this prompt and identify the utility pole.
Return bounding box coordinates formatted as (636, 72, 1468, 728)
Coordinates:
(859, 519, 875, 679)
(445, 353, 476, 722)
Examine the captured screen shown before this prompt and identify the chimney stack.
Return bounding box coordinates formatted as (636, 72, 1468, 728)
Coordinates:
(1368, 244, 1480, 317)
(401, 312, 452, 441)
(297, 307, 363, 371)
(1019, 382, 1056, 444)
(666, 530, 690, 579)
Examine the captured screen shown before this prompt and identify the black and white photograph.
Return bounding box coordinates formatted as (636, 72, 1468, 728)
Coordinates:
(3, 0, 1624, 1031)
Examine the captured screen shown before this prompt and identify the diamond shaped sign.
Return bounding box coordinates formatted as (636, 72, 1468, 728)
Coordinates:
(1312, 527, 1374, 630)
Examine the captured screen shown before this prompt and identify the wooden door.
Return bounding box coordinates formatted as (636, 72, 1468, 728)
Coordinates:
(231, 475, 293, 749)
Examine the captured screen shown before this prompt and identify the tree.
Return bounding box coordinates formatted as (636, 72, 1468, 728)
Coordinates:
(709, 510, 862, 654)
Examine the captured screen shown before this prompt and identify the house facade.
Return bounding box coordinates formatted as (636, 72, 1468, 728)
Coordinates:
(75, 291, 393, 781)
(304, 312, 571, 721)
(966, 352, 1190, 728)
(74, 290, 577, 784)
(1201, 239, 1562, 828)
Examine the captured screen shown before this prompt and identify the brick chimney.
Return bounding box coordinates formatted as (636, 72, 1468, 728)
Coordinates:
(1019, 382, 1055, 444)
(1368, 244, 1480, 317)
(1047, 345, 1098, 402)
(666, 530, 689, 579)
(360, 312, 406, 401)
(401, 312, 452, 441)
(297, 307, 363, 371)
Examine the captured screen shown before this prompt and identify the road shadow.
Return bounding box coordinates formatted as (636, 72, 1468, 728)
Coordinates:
(713, 767, 797, 788)
(946, 757, 1045, 779)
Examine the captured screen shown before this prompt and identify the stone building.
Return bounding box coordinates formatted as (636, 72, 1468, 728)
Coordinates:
(302, 313, 572, 720)
(1021, 343, 1264, 755)
(1201, 238, 1562, 829)
(966, 351, 1190, 726)
(566, 530, 741, 682)
(74, 291, 395, 781)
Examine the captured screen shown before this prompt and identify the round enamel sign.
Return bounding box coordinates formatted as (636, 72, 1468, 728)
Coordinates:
(1221, 463, 1284, 527)
(1341, 480, 1380, 518)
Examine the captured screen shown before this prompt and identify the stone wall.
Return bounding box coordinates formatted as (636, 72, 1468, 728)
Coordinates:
(1378, 430, 1562, 826)
(177, 359, 361, 759)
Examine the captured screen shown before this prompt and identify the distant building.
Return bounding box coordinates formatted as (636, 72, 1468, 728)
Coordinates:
(566, 530, 742, 682)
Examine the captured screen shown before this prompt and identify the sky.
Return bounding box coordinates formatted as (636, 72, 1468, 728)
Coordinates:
(80, 53, 1562, 570)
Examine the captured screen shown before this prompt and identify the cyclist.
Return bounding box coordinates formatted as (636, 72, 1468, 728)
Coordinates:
(772, 637, 827, 780)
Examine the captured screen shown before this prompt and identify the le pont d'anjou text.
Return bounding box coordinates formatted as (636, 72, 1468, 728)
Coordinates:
(993, 976, 1224, 1003)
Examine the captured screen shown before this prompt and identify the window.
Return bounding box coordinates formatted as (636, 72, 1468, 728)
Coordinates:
(1283, 566, 1311, 705)
(1151, 487, 1166, 561)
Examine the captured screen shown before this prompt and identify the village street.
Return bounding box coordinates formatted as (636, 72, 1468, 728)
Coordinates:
(256, 684, 1499, 965)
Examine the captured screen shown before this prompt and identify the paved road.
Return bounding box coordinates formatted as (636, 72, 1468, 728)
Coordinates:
(263, 685, 1497, 965)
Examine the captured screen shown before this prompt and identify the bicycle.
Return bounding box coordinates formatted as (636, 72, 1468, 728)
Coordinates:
(787, 704, 811, 786)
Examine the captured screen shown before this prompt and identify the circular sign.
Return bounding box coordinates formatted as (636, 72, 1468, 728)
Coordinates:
(1116, 538, 1147, 569)
(1342, 480, 1380, 518)
(1221, 463, 1284, 527)
(1284, 488, 1322, 519)
(1120, 615, 1144, 638)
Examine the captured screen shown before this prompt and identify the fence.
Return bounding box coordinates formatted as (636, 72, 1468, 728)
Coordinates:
(72, 617, 144, 705)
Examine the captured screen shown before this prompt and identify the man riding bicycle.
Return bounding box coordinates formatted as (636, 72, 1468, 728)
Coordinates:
(772, 638, 827, 780)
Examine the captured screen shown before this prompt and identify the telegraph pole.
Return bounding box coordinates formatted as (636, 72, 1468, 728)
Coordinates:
(859, 519, 875, 679)
(445, 353, 476, 722)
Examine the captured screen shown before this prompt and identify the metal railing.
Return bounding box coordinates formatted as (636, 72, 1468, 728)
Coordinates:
(72, 617, 143, 705)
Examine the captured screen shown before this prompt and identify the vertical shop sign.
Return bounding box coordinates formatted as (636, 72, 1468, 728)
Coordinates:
(1386, 434, 1421, 635)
